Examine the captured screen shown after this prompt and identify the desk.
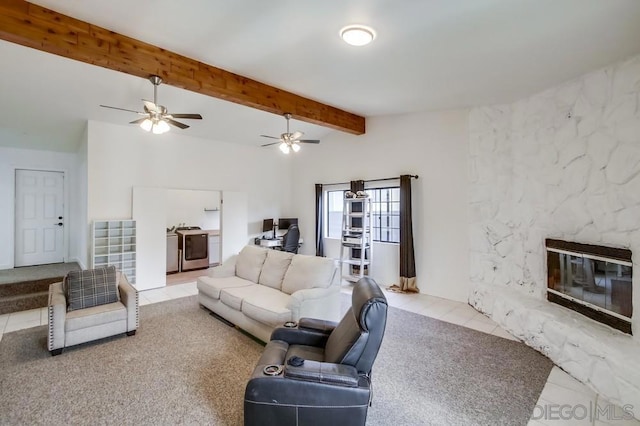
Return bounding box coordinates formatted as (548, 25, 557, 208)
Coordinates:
(257, 237, 304, 249)
(259, 238, 282, 248)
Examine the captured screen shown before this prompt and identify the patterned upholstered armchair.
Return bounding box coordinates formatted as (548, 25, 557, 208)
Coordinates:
(47, 266, 139, 356)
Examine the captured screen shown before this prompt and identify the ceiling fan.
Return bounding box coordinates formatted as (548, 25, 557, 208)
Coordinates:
(260, 113, 320, 154)
(100, 75, 202, 134)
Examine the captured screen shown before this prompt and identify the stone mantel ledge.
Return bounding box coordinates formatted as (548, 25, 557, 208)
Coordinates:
(469, 283, 640, 415)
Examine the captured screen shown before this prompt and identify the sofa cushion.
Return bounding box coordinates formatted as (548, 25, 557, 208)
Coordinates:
(281, 255, 336, 295)
(242, 288, 293, 326)
(197, 275, 253, 300)
(65, 301, 127, 332)
(220, 284, 292, 326)
(220, 285, 254, 311)
(66, 266, 119, 312)
(235, 246, 268, 283)
(258, 250, 295, 290)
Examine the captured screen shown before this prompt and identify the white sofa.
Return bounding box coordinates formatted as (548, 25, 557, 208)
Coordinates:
(197, 245, 339, 342)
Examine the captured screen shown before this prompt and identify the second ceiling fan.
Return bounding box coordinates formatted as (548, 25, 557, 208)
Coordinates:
(100, 75, 202, 134)
(261, 113, 320, 153)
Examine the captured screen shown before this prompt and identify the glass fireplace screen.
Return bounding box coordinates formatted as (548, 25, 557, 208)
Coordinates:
(547, 246, 632, 320)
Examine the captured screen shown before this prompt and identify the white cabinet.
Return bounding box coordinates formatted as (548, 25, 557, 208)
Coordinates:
(92, 220, 136, 284)
(209, 234, 221, 265)
(339, 197, 372, 283)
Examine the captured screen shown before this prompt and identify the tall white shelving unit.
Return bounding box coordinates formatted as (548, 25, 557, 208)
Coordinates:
(92, 220, 137, 284)
(339, 196, 372, 283)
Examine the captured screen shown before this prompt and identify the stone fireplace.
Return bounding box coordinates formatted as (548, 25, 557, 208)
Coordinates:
(468, 53, 640, 415)
(546, 239, 632, 334)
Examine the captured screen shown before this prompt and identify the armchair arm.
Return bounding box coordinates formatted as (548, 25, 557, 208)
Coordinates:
(298, 318, 338, 334)
(284, 360, 359, 387)
(48, 282, 67, 351)
(207, 255, 237, 278)
(287, 286, 340, 321)
(271, 325, 330, 347)
(118, 273, 139, 331)
(245, 360, 371, 411)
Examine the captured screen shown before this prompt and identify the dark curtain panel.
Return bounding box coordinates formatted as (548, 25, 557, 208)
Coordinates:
(315, 184, 324, 257)
(350, 180, 365, 193)
(395, 175, 418, 292)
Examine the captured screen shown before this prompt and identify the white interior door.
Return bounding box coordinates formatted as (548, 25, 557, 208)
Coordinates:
(14, 169, 65, 267)
(221, 191, 248, 261)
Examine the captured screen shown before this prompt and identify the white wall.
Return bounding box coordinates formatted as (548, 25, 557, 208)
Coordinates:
(0, 146, 82, 269)
(292, 109, 470, 302)
(87, 121, 291, 226)
(166, 189, 220, 230)
(86, 121, 292, 284)
(132, 187, 169, 290)
(72, 126, 89, 268)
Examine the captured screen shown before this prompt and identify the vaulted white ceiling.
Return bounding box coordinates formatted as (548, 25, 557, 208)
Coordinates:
(2, 0, 640, 151)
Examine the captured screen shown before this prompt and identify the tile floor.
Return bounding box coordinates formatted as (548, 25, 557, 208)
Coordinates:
(0, 282, 637, 425)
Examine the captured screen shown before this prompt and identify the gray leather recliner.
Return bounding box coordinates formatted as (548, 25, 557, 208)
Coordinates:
(244, 277, 388, 426)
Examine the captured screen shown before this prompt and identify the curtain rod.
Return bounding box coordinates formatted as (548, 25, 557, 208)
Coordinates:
(319, 175, 419, 186)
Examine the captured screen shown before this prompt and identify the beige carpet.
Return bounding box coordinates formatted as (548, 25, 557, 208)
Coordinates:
(0, 295, 552, 425)
(0, 296, 262, 425)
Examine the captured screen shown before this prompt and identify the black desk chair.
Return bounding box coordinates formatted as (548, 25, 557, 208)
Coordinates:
(281, 224, 300, 253)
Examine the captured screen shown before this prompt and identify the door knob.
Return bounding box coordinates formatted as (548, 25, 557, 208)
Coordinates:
(56, 223, 63, 226)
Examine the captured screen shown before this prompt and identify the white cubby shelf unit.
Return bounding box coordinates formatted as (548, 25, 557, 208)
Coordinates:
(92, 220, 137, 284)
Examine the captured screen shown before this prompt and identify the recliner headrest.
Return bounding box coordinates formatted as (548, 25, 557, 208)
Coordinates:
(351, 277, 387, 331)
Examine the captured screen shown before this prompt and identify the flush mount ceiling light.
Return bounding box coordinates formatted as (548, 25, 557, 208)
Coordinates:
(340, 25, 376, 46)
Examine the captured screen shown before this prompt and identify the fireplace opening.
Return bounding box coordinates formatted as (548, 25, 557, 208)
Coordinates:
(546, 239, 632, 335)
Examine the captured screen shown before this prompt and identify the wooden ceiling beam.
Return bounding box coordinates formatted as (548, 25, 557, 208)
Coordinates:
(0, 0, 366, 134)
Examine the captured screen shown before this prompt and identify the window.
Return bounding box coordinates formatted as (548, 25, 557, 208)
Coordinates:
(325, 187, 400, 243)
(326, 190, 345, 239)
(369, 187, 400, 243)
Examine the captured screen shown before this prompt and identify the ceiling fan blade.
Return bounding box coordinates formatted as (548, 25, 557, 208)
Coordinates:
(261, 142, 280, 147)
(170, 113, 202, 120)
(290, 131, 304, 140)
(142, 100, 159, 113)
(165, 118, 189, 129)
(100, 105, 144, 114)
(260, 134, 282, 140)
(129, 118, 148, 125)
(299, 139, 320, 144)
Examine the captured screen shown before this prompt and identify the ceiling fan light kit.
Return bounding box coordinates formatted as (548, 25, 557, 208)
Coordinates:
(261, 113, 321, 154)
(100, 75, 202, 135)
(140, 118, 170, 134)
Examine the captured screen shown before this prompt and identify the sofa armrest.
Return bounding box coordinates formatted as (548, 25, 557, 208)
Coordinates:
(284, 360, 359, 387)
(206, 255, 237, 278)
(118, 273, 139, 331)
(48, 282, 67, 351)
(287, 286, 341, 321)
